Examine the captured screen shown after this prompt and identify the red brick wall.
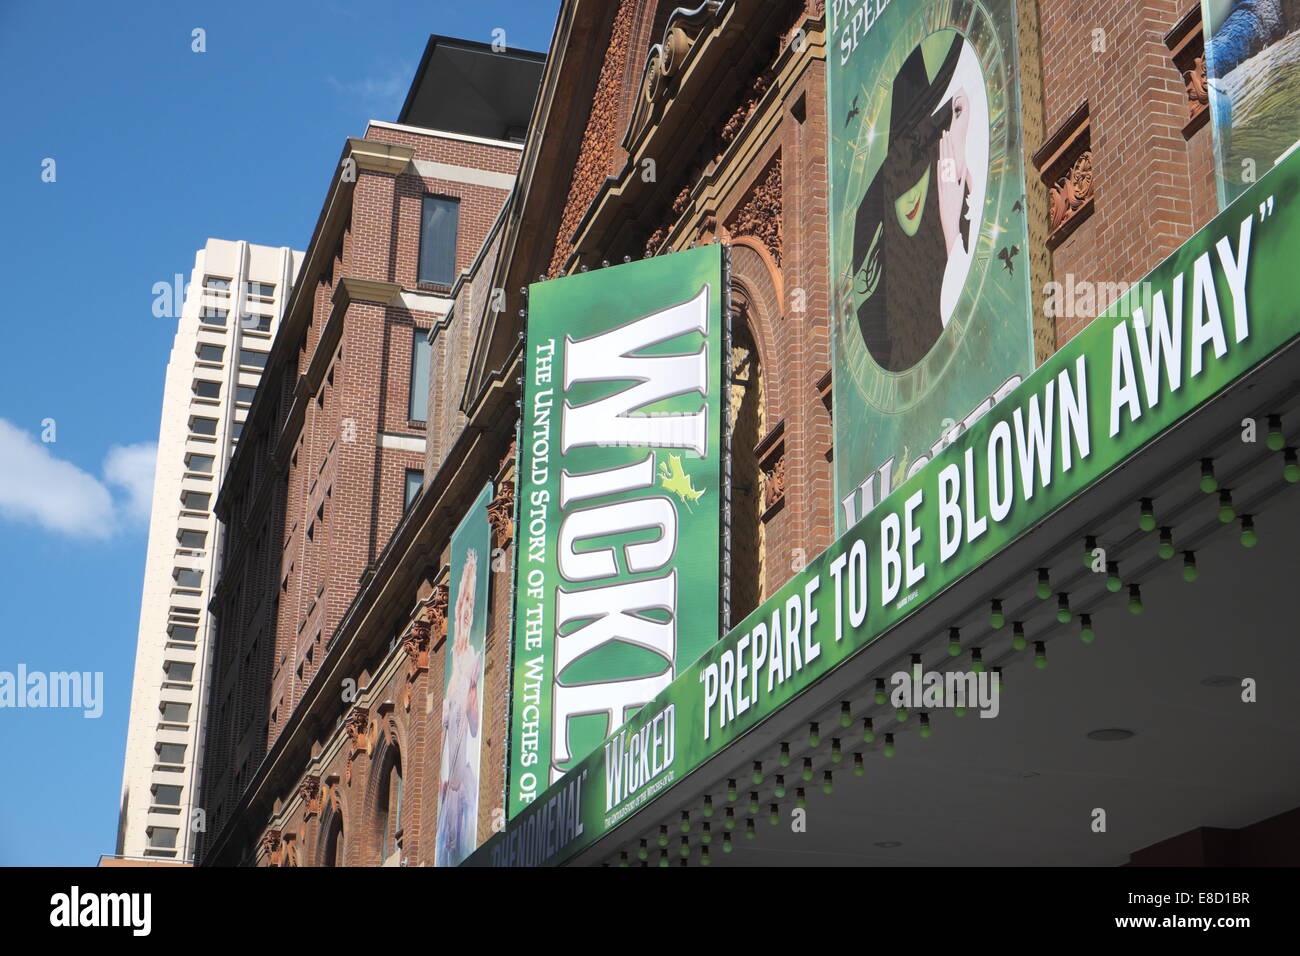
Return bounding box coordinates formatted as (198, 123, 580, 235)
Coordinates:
(202, 121, 518, 842)
(1037, 0, 1219, 344)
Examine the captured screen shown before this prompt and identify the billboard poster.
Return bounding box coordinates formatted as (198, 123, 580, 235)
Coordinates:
(434, 480, 493, 867)
(828, 0, 1036, 532)
(1200, 0, 1300, 208)
(507, 245, 725, 818)
(468, 143, 1300, 866)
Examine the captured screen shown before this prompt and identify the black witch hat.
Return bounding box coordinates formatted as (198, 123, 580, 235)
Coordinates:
(851, 33, 966, 372)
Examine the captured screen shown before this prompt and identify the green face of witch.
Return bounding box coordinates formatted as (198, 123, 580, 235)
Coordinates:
(893, 166, 930, 237)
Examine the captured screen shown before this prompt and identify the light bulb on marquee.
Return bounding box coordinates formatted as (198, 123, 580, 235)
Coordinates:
(1158, 527, 1175, 560)
(1138, 498, 1156, 532)
(1240, 515, 1258, 548)
(1267, 414, 1285, 452)
(1036, 568, 1051, 600)
(1200, 458, 1218, 493)
(1080, 613, 1095, 644)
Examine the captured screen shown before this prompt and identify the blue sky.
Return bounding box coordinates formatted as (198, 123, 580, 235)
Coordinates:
(0, 0, 558, 866)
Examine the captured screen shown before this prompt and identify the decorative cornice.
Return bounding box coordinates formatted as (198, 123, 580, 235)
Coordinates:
(335, 276, 404, 308)
(346, 136, 415, 175)
(625, 2, 725, 151)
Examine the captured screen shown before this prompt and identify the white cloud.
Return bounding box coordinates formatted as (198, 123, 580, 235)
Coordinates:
(0, 419, 156, 539)
(103, 442, 157, 523)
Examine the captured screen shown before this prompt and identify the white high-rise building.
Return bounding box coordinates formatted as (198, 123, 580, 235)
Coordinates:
(116, 239, 302, 862)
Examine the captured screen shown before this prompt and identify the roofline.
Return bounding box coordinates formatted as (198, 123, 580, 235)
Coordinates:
(397, 33, 548, 126)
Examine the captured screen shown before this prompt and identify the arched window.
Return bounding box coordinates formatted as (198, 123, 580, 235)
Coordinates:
(323, 813, 344, 867)
(729, 310, 765, 623)
(377, 751, 404, 865)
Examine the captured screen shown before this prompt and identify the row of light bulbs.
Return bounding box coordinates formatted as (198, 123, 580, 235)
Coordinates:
(611, 421, 1293, 865)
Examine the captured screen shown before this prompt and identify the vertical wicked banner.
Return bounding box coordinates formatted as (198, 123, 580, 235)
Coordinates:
(1200, 0, 1300, 208)
(828, 0, 1035, 531)
(434, 481, 493, 867)
(508, 245, 724, 819)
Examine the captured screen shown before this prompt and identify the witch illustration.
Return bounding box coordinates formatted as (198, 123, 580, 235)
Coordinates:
(851, 33, 974, 372)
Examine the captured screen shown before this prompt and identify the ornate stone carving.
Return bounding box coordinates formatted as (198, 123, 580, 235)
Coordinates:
(427, 584, 449, 644)
(720, 72, 772, 147)
(344, 706, 370, 784)
(401, 608, 431, 713)
(549, 1, 638, 277)
(1165, 8, 1210, 136)
(1184, 55, 1208, 121)
(763, 453, 787, 512)
(671, 184, 693, 217)
(261, 829, 283, 866)
(344, 706, 370, 750)
(300, 774, 322, 818)
(488, 480, 515, 551)
(1048, 150, 1093, 234)
(643, 227, 668, 258)
(726, 156, 783, 266)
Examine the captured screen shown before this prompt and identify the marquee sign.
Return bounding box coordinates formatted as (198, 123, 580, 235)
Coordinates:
(507, 245, 726, 818)
(475, 148, 1300, 864)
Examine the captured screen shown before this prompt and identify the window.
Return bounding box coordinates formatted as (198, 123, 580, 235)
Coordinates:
(404, 469, 423, 510)
(231, 421, 244, 441)
(204, 276, 231, 292)
(155, 743, 186, 765)
(189, 416, 218, 437)
(196, 343, 225, 364)
(199, 307, 228, 327)
(193, 380, 221, 400)
(185, 453, 213, 474)
(164, 660, 195, 682)
(159, 702, 190, 724)
(168, 624, 198, 644)
(181, 490, 210, 511)
(378, 753, 404, 862)
(151, 784, 182, 808)
(418, 195, 459, 285)
(246, 281, 275, 301)
(177, 529, 207, 549)
(241, 313, 272, 333)
(173, 568, 202, 589)
(409, 331, 431, 422)
(236, 385, 257, 405)
(147, 827, 179, 850)
(239, 349, 268, 370)
(324, 815, 344, 867)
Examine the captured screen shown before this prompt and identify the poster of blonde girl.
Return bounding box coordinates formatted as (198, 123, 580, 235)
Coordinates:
(435, 483, 493, 866)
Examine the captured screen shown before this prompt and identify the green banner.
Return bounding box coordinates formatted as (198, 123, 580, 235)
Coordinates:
(470, 149, 1300, 866)
(828, 0, 1035, 532)
(435, 480, 493, 867)
(1200, 0, 1300, 208)
(507, 245, 725, 819)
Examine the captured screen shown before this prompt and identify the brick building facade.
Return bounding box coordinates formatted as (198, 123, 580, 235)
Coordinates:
(201, 0, 1243, 866)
